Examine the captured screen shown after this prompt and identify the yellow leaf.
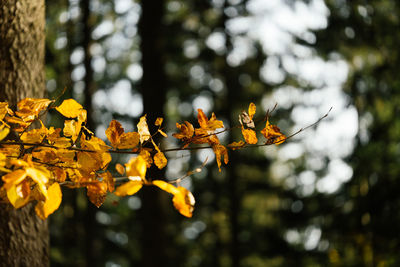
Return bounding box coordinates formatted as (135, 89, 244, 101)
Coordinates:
(0, 102, 13, 121)
(260, 120, 286, 145)
(118, 132, 140, 149)
(125, 155, 147, 179)
(114, 180, 143, 196)
(47, 127, 71, 148)
(241, 128, 258, 144)
(172, 187, 195, 218)
(248, 102, 256, 119)
(2, 169, 27, 190)
(35, 183, 62, 219)
(137, 115, 151, 144)
(158, 129, 168, 137)
(139, 149, 153, 168)
(212, 144, 229, 172)
(0, 125, 10, 141)
(20, 121, 48, 144)
(228, 141, 245, 150)
(154, 151, 167, 169)
(152, 180, 180, 195)
(155, 117, 163, 126)
(6, 180, 31, 209)
(63, 120, 81, 142)
(15, 98, 53, 122)
(55, 99, 84, 118)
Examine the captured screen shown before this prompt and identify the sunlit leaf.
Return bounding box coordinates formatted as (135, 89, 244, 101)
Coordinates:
(152, 180, 180, 195)
(63, 120, 81, 142)
(35, 183, 62, 220)
(172, 187, 195, 218)
(16, 98, 53, 122)
(154, 151, 167, 169)
(228, 141, 245, 150)
(155, 117, 163, 126)
(55, 99, 84, 118)
(137, 115, 151, 144)
(6, 180, 31, 209)
(125, 155, 147, 179)
(260, 120, 286, 145)
(20, 120, 48, 144)
(241, 128, 258, 144)
(173, 121, 194, 145)
(114, 180, 143, 197)
(105, 120, 124, 146)
(87, 182, 108, 208)
(213, 144, 229, 172)
(0, 126, 10, 141)
(115, 163, 125, 175)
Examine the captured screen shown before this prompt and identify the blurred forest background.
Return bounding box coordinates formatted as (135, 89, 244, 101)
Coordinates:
(44, 0, 400, 266)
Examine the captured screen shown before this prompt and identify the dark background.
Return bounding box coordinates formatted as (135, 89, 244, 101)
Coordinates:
(45, 0, 400, 266)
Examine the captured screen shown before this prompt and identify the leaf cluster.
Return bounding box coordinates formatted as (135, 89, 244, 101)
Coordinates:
(0, 98, 285, 218)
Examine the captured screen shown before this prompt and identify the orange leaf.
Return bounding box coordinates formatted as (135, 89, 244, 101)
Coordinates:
(248, 102, 256, 119)
(55, 99, 84, 118)
(173, 121, 194, 142)
(35, 183, 62, 219)
(0, 102, 13, 121)
(152, 181, 195, 217)
(241, 128, 258, 144)
(228, 141, 245, 150)
(114, 180, 143, 197)
(154, 151, 167, 169)
(105, 120, 124, 146)
(20, 120, 48, 144)
(115, 163, 125, 175)
(118, 132, 140, 149)
(212, 144, 229, 172)
(194, 109, 223, 145)
(87, 182, 108, 208)
(155, 117, 163, 126)
(260, 120, 286, 145)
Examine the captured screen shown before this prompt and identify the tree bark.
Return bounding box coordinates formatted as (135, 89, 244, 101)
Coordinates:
(0, 1, 49, 266)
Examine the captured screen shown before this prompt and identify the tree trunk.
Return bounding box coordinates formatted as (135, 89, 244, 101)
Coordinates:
(138, 0, 169, 266)
(0, 1, 49, 266)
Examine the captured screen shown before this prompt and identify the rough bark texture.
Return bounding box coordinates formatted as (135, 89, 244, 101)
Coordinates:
(0, 0, 49, 266)
(0, 0, 46, 105)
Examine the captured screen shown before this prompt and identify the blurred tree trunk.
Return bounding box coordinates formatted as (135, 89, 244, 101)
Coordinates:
(80, 0, 99, 266)
(0, 0, 49, 266)
(138, 0, 169, 266)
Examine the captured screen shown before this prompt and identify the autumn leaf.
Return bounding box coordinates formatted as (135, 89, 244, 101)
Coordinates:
(114, 179, 143, 197)
(0, 125, 10, 141)
(87, 181, 108, 208)
(139, 149, 153, 168)
(213, 144, 229, 172)
(155, 117, 163, 126)
(173, 121, 194, 146)
(137, 115, 151, 144)
(20, 120, 48, 144)
(241, 128, 258, 144)
(35, 183, 62, 219)
(6, 180, 31, 209)
(260, 120, 286, 145)
(106, 120, 124, 145)
(63, 120, 81, 142)
(106, 120, 139, 149)
(194, 109, 223, 145)
(115, 163, 125, 175)
(125, 155, 147, 179)
(154, 151, 167, 169)
(55, 98, 84, 118)
(15, 98, 53, 122)
(0, 102, 13, 121)
(228, 141, 245, 150)
(47, 127, 71, 148)
(152, 180, 195, 217)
